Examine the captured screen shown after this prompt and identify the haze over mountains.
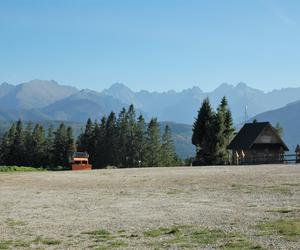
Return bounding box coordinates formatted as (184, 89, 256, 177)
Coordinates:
(1, 79, 300, 124)
(0, 79, 299, 155)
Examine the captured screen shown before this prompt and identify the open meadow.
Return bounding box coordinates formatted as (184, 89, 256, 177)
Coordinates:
(0, 165, 300, 249)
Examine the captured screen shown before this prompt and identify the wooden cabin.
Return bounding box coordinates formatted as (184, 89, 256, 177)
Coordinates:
(227, 122, 289, 164)
(71, 152, 92, 170)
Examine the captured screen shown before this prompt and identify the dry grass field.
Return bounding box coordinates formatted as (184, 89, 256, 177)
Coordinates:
(0, 165, 300, 249)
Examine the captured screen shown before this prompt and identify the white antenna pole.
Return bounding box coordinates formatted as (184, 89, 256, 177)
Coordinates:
(244, 105, 248, 124)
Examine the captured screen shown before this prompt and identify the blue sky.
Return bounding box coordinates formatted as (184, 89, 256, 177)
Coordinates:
(0, 0, 300, 92)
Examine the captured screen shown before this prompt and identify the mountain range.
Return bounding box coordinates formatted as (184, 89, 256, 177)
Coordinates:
(0, 79, 299, 156)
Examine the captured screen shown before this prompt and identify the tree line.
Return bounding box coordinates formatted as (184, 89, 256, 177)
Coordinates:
(0, 104, 179, 168)
(0, 121, 74, 168)
(77, 104, 180, 168)
(192, 96, 235, 165)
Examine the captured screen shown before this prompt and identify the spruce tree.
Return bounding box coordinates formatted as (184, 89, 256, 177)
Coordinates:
(12, 120, 25, 166)
(126, 105, 137, 167)
(31, 124, 46, 167)
(105, 112, 118, 166)
(134, 115, 147, 167)
(3, 123, 17, 165)
(223, 99, 235, 164)
(23, 122, 34, 166)
(145, 118, 161, 167)
(211, 105, 226, 165)
(45, 125, 55, 167)
(160, 125, 176, 167)
(77, 118, 95, 160)
(116, 108, 129, 167)
(0, 131, 10, 165)
(94, 117, 107, 168)
(52, 123, 74, 168)
(192, 98, 214, 164)
(192, 97, 234, 165)
(66, 126, 75, 163)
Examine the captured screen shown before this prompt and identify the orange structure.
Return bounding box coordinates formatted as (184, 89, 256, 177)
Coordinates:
(71, 152, 92, 170)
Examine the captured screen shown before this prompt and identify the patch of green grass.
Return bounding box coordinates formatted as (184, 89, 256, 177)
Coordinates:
(93, 239, 128, 249)
(223, 234, 264, 249)
(13, 240, 30, 248)
(247, 204, 257, 208)
(230, 184, 258, 194)
(230, 183, 294, 195)
(82, 229, 114, 242)
(117, 229, 126, 234)
(41, 238, 61, 245)
(144, 227, 181, 237)
(109, 240, 128, 247)
(33, 236, 61, 245)
(0, 166, 45, 173)
(266, 207, 300, 214)
(83, 229, 111, 236)
(264, 185, 292, 195)
(256, 219, 300, 240)
(231, 183, 243, 189)
(191, 228, 225, 244)
(5, 218, 26, 227)
(83, 225, 264, 249)
(166, 189, 184, 195)
(0, 240, 12, 249)
(282, 183, 300, 187)
(94, 246, 108, 250)
(144, 226, 264, 249)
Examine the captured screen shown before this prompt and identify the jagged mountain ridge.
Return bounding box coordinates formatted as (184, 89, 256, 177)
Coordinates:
(102, 82, 300, 124)
(0, 79, 300, 125)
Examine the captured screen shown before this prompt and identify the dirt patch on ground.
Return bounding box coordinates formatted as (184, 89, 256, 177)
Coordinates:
(0, 165, 299, 249)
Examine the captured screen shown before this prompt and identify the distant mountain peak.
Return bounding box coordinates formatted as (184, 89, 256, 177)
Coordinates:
(213, 82, 234, 92)
(103, 82, 135, 105)
(0, 79, 78, 110)
(75, 88, 102, 97)
(108, 82, 133, 91)
(1, 82, 11, 86)
(236, 82, 248, 89)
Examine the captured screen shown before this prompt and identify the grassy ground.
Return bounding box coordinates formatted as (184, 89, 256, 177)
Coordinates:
(0, 165, 299, 249)
(0, 166, 45, 172)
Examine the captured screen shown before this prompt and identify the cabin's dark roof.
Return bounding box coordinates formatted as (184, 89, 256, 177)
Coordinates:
(227, 122, 288, 151)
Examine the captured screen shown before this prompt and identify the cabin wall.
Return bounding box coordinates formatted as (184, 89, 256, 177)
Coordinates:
(232, 149, 283, 165)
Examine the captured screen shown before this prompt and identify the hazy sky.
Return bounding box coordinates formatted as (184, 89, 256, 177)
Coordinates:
(1, 0, 300, 92)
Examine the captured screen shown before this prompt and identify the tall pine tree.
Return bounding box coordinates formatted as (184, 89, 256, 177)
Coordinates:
(77, 118, 95, 161)
(52, 123, 74, 168)
(145, 118, 161, 167)
(105, 112, 118, 166)
(31, 124, 46, 166)
(126, 105, 137, 167)
(160, 125, 176, 167)
(94, 117, 107, 168)
(192, 97, 234, 165)
(116, 108, 129, 167)
(134, 115, 147, 167)
(192, 98, 214, 164)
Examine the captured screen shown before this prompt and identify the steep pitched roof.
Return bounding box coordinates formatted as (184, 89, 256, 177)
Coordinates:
(227, 122, 288, 151)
